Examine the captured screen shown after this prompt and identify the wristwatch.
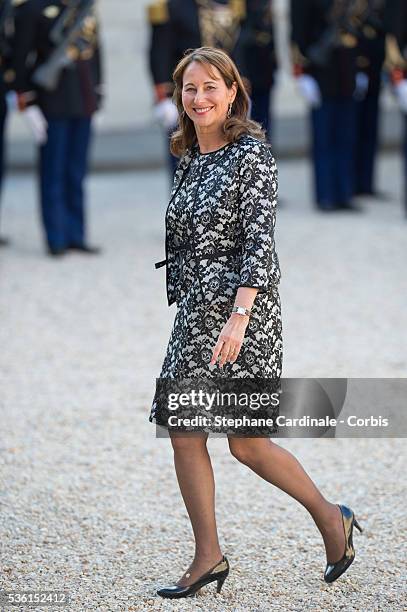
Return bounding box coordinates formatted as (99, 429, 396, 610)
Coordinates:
(232, 306, 251, 317)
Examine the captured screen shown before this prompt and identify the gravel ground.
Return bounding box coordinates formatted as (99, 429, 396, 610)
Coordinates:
(0, 154, 406, 611)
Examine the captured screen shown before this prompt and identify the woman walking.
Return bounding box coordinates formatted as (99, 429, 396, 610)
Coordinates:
(149, 46, 363, 599)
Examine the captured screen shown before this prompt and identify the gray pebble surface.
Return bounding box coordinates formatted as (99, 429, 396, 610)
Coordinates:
(0, 154, 406, 611)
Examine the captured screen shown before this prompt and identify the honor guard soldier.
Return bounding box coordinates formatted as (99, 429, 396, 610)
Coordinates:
(8, 0, 104, 256)
(0, 0, 13, 246)
(384, 0, 407, 216)
(147, 0, 247, 175)
(233, 0, 277, 142)
(354, 0, 386, 197)
(290, 0, 364, 212)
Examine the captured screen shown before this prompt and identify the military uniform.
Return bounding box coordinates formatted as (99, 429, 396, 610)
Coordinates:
(384, 0, 407, 81)
(148, 0, 245, 101)
(234, 0, 277, 141)
(0, 0, 12, 245)
(290, 0, 364, 210)
(147, 0, 278, 173)
(8, 0, 103, 254)
(384, 0, 407, 214)
(354, 0, 386, 196)
(148, 0, 246, 174)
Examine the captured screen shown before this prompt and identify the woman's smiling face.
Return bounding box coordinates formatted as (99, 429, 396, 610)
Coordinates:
(182, 60, 236, 130)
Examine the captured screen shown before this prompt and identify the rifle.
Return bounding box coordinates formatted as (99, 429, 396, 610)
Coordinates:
(31, 0, 95, 91)
(49, 0, 83, 45)
(307, 0, 361, 68)
(362, 0, 385, 35)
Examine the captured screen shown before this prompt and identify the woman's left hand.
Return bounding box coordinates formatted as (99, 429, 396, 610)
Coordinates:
(210, 314, 249, 367)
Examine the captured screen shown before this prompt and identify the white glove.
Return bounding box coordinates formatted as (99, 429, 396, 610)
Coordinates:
(93, 110, 106, 129)
(5, 91, 18, 111)
(154, 98, 179, 130)
(354, 72, 369, 101)
(22, 105, 48, 145)
(296, 74, 321, 107)
(395, 80, 407, 114)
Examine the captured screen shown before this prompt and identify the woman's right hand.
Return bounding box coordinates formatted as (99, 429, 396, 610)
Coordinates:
(210, 313, 249, 367)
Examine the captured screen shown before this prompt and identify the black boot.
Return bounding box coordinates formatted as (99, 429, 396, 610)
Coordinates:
(67, 243, 101, 254)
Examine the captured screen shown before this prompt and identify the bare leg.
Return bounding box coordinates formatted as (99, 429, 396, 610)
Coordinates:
(228, 437, 346, 564)
(170, 431, 223, 586)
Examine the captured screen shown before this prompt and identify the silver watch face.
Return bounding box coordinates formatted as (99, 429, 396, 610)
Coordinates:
(234, 306, 247, 315)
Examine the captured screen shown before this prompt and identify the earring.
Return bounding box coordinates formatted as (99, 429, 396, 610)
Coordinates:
(227, 102, 233, 118)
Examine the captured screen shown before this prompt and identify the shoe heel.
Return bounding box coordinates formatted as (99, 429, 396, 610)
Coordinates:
(216, 576, 226, 594)
(353, 517, 363, 533)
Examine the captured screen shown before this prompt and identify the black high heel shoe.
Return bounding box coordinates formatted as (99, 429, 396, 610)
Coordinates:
(324, 504, 363, 583)
(156, 555, 229, 599)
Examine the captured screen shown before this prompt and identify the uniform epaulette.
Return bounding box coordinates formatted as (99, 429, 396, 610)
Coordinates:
(230, 0, 246, 20)
(12, 0, 29, 6)
(147, 1, 169, 25)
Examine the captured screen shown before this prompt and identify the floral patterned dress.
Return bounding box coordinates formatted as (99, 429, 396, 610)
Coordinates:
(149, 136, 283, 426)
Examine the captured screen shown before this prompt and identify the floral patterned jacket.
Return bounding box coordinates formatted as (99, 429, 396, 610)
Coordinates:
(155, 134, 281, 307)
